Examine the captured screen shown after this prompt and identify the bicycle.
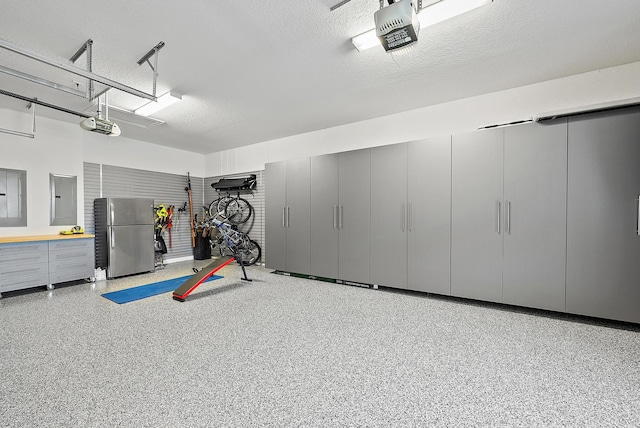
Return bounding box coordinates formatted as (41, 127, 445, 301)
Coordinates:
(208, 192, 253, 225)
(201, 214, 261, 265)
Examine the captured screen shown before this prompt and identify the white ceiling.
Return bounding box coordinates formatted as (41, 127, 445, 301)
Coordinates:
(1, 0, 639, 154)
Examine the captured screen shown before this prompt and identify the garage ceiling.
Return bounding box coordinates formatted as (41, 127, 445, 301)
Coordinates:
(1, 0, 639, 154)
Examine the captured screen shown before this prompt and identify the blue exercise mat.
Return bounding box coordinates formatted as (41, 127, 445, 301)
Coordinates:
(101, 274, 223, 304)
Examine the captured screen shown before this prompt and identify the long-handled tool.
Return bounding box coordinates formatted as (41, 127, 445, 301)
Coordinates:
(185, 172, 195, 248)
(166, 205, 174, 248)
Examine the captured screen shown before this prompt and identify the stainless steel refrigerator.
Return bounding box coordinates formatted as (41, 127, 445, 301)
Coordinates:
(94, 197, 155, 279)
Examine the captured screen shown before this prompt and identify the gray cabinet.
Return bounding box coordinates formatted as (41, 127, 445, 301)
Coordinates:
(265, 161, 287, 270)
(0, 241, 49, 294)
(371, 143, 408, 288)
(338, 149, 371, 283)
(264, 158, 311, 273)
(48, 238, 94, 284)
(310, 154, 339, 279)
(0, 236, 95, 297)
(407, 136, 452, 295)
(370, 137, 452, 294)
(502, 121, 567, 312)
(268, 150, 370, 282)
(452, 123, 568, 310)
(451, 129, 504, 303)
(566, 109, 640, 324)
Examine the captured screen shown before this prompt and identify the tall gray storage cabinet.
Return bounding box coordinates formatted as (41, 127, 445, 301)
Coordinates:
(268, 150, 371, 283)
(371, 143, 408, 288)
(337, 149, 371, 283)
(451, 129, 504, 303)
(264, 158, 311, 274)
(407, 137, 452, 295)
(310, 154, 339, 279)
(370, 137, 451, 294)
(566, 109, 640, 324)
(451, 122, 568, 311)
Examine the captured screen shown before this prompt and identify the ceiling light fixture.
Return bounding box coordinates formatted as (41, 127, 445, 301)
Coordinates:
(352, 0, 492, 52)
(135, 91, 182, 117)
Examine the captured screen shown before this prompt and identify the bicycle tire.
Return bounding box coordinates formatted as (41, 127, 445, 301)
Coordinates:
(216, 196, 234, 218)
(208, 198, 223, 218)
(224, 197, 253, 224)
(238, 239, 261, 266)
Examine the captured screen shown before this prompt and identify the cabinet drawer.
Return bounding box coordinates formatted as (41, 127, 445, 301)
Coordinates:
(0, 242, 48, 262)
(0, 264, 49, 288)
(49, 238, 94, 252)
(48, 249, 93, 263)
(0, 251, 49, 269)
(49, 257, 93, 274)
(49, 267, 93, 284)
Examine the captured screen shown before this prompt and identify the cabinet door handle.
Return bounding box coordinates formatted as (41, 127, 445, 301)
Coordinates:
(286, 206, 290, 228)
(408, 202, 413, 232)
(506, 200, 511, 235)
(402, 203, 406, 232)
(339, 205, 343, 230)
(637, 197, 640, 236)
(333, 205, 337, 229)
(282, 206, 286, 228)
(496, 201, 501, 234)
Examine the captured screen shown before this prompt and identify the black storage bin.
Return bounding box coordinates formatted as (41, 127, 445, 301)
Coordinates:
(193, 232, 211, 260)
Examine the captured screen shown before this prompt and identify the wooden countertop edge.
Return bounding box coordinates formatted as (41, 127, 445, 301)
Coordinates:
(0, 234, 95, 244)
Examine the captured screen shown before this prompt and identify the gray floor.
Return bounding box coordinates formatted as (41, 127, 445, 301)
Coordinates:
(1, 259, 639, 428)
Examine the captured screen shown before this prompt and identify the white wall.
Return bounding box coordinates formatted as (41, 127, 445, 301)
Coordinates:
(0, 109, 204, 237)
(205, 60, 640, 176)
(83, 132, 204, 178)
(0, 110, 86, 237)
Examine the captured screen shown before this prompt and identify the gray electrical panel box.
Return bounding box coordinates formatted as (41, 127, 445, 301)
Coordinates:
(0, 168, 27, 227)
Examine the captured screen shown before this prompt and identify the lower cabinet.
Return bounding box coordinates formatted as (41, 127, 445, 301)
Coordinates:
(48, 238, 95, 285)
(0, 236, 94, 297)
(0, 242, 49, 293)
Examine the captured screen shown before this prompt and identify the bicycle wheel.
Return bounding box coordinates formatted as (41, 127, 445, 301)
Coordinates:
(224, 197, 253, 224)
(218, 239, 233, 257)
(216, 196, 234, 219)
(208, 198, 223, 218)
(237, 239, 261, 266)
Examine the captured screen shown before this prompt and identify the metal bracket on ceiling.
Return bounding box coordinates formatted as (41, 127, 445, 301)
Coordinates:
(330, 0, 352, 11)
(136, 41, 165, 98)
(0, 102, 36, 139)
(69, 39, 94, 100)
(379, 0, 423, 10)
(0, 37, 158, 102)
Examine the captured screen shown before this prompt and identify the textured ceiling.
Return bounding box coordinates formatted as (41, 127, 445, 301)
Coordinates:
(1, 0, 640, 154)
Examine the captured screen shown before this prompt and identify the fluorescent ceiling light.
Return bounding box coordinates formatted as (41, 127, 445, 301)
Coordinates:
(352, 0, 492, 52)
(135, 91, 182, 117)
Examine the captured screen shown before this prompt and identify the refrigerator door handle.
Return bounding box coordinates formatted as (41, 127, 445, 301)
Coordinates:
(110, 203, 114, 225)
(110, 228, 115, 249)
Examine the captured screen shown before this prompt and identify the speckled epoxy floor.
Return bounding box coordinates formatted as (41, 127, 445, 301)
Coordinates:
(1, 259, 639, 427)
